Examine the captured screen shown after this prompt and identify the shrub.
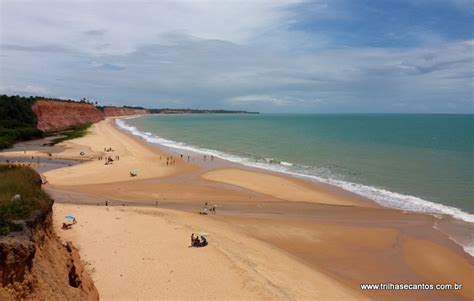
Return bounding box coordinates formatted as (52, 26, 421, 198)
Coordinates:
(0, 166, 51, 235)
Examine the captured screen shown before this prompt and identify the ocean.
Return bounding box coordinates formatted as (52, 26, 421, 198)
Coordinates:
(117, 114, 473, 223)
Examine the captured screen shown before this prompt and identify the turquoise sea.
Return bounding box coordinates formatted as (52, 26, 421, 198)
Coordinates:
(118, 114, 473, 223)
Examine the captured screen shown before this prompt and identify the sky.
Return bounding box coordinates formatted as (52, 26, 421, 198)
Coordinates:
(0, 0, 472, 113)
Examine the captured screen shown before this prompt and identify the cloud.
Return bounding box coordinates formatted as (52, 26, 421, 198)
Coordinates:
(1, 34, 472, 112)
(229, 95, 294, 106)
(89, 61, 125, 71)
(0, 0, 472, 113)
(0, 0, 306, 55)
(84, 29, 107, 36)
(229, 94, 322, 107)
(0, 84, 50, 95)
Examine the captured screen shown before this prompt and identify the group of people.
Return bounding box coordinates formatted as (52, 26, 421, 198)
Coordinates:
(99, 147, 120, 164)
(159, 153, 218, 165)
(164, 156, 176, 166)
(62, 217, 77, 230)
(200, 202, 217, 215)
(203, 155, 214, 161)
(98, 155, 120, 164)
(162, 153, 217, 164)
(191, 233, 208, 247)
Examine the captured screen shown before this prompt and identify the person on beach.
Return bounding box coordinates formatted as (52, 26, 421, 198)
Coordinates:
(191, 235, 207, 247)
(212, 205, 216, 214)
(200, 236, 208, 247)
(192, 234, 201, 247)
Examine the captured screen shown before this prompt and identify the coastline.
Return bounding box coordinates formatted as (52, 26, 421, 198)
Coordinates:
(2, 118, 472, 300)
(115, 115, 474, 224)
(114, 115, 474, 256)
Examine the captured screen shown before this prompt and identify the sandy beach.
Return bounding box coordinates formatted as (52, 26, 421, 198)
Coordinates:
(3, 118, 471, 300)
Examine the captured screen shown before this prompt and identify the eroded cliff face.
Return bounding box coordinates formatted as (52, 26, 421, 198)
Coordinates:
(103, 107, 149, 117)
(31, 100, 149, 132)
(0, 200, 98, 301)
(32, 100, 104, 132)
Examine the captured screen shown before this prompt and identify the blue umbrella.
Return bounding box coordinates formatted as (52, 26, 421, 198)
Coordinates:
(65, 215, 75, 220)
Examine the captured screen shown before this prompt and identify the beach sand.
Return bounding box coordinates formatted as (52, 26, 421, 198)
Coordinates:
(201, 168, 369, 206)
(53, 203, 369, 300)
(0, 119, 194, 185)
(13, 118, 471, 300)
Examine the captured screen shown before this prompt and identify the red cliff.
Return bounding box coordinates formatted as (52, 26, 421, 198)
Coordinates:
(103, 107, 149, 117)
(32, 100, 104, 132)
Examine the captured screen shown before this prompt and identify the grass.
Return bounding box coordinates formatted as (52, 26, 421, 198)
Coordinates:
(0, 127, 44, 149)
(50, 122, 92, 145)
(0, 166, 52, 235)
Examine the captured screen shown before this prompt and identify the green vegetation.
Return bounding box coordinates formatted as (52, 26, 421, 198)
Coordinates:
(0, 95, 44, 149)
(50, 122, 92, 145)
(0, 166, 51, 235)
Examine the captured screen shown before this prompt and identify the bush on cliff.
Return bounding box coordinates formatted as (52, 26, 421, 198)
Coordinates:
(0, 95, 44, 149)
(0, 127, 44, 149)
(0, 95, 38, 128)
(0, 166, 51, 235)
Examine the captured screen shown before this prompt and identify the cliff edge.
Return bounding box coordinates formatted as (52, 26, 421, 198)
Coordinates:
(103, 107, 149, 117)
(32, 100, 104, 132)
(31, 99, 150, 132)
(0, 166, 98, 300)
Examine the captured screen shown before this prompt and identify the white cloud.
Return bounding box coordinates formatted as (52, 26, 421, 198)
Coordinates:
(0, 0, 307, 55)
(0, 84, 49, 95)
(1, 34, 472, 112)
(0, 1, 472, 113)
(229, 94, 322, 107)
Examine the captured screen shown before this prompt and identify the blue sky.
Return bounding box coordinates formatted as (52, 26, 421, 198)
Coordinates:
(0, 0, 472, 113)
(291, 0, 473, 47)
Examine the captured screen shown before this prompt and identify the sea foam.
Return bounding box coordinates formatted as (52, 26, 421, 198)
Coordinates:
(116, 118, 474, 255)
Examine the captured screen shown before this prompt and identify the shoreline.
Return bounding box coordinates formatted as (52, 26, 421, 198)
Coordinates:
(1, 118, 472, 300)
(114, 116, 474, 224)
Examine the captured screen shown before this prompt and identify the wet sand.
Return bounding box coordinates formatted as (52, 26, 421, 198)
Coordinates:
(3, 118, 471, 300)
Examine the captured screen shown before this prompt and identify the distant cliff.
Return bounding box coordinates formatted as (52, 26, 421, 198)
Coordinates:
(32, 100, 104, 132)
(31, 100, 150, 132)
(1, 94, 257, 139)
(102, 107, 149, 117)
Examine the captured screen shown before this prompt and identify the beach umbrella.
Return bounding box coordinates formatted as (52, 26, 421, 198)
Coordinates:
(65, 215, 75, 220)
